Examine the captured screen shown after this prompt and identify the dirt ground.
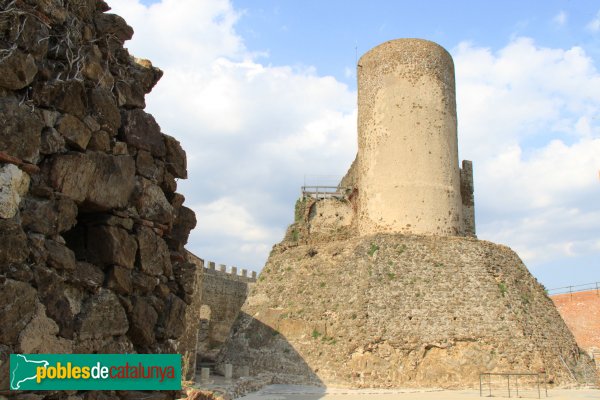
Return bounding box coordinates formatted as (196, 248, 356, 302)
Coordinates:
(237, 385, 600, 399)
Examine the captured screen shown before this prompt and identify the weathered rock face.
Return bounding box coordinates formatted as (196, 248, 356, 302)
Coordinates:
(219, 233, 595, 388)
(0, 1, 199, 397)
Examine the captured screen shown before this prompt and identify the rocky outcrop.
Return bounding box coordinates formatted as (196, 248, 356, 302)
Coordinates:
(0, 1, 199, 398)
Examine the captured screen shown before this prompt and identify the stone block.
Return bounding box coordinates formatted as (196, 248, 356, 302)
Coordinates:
(56, 114, 92, 151)
(162, 294, 186, 339)
(18, 302, 73, 353)
(0, 217, 28, 266)
(77, 289, 129, 340)
(86, 225, 137, 268)
(135, 149, 162, 181)
(45, 239, 76, 270)
(119, 109, 166, 157)
(68, 262, 104, 292)
(32, 80, 87, 118)
(128, 296, 158, 347)
(132, 271, 159, 294)
(40, 127, 66, 154)
(0, 97, 43, 163)
(50, 151, 135, 210)
(94, 13, 134, 43)
(89, 88, 121, 135)
(136, 226, 172, 277)
(87, 130, 111, 152)
(134, 178, 174, 224)
(0, 279, 37, 345)
(200, 367, 210, 383)
(164, 134, 187, 179)
(107, 265, 133, 295)
(167, 206, 196, 251)
(0, 49, 37, 90)
(0, 164, 30, 219)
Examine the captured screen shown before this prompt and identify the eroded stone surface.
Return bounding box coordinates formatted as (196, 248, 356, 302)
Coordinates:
(0, 279, 37, 345)
(137, 226, 172, 277)
(56, 114, 92, 151)
(0, 49, 37, 90)
(18, 302, 73, 353)
(86, 225, 138, 269)
(135, 178, 174, 224)
(0, 1, 200, 392)
(0, 97, 43, 163)
(50, 151, 136, 210)
(120, 109, 166, 157)
(0, 164, 30, 219)
(78, 290, 129, 340)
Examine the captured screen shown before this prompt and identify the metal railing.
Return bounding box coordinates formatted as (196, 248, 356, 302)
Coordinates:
(547, 282, 600, 297)
(480, 372, 547, 398)
(301, 185, 349, 200)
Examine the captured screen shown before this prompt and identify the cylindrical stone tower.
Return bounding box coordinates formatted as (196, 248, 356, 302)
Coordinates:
(356, 39, 464, 236)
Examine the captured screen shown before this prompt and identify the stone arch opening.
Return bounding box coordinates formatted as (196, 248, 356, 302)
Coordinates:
(196, 304, 213, 368)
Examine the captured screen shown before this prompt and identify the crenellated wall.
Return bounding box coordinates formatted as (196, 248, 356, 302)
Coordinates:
(186, 252, 256, 364)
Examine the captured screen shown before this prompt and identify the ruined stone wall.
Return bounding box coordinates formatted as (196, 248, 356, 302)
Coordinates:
(0, 0, 198, 397)
(187, 252, 255, 363)
(220, 234, 595, 388)
(460, 160, 475, 237)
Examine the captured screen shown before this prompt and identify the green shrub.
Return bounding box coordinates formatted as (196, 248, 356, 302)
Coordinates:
(311, 329, 322, 339)
(498, 282, 507, 296)
(294, 197, 307, 222)
(368, 243, 379, 256)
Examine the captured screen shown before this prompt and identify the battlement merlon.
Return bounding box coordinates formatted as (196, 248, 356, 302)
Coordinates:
(185, 251, 257, 282)
(460, 160, 476, 237)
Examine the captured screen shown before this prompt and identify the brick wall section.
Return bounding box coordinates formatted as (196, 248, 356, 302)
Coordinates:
(551, 290, 600, 355)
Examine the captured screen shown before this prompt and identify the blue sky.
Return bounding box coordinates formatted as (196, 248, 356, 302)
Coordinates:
(116, 0, 600, 289)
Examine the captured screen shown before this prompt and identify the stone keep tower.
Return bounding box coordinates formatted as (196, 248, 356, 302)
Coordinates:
(356, 39, 472, 236)
(217, 39, 593, 389)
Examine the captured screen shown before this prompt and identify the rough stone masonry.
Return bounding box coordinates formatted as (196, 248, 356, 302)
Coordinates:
(218, 39, 596, 388)
(0, 1, 200, 398)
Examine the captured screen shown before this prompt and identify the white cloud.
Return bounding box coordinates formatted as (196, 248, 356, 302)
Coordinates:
(454, 38, 600, 266)
(111, 1, 600, 280)
(552, 11, 567, 27)
(110, 0, 357, 270)
(586, 10, 600, 32)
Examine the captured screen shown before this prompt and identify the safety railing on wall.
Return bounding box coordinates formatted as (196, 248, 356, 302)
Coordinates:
(547, 282, 600, 297)
(301, 185, 349, 200)
(479, 372, 547, 398)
